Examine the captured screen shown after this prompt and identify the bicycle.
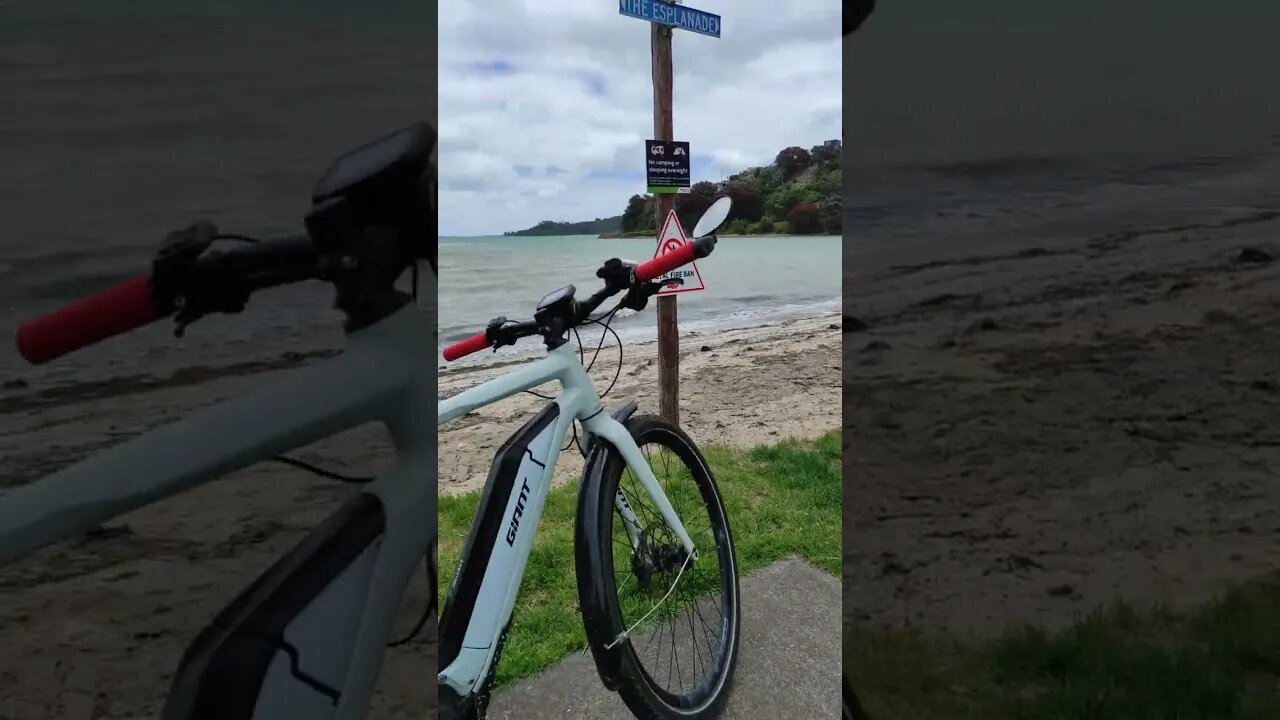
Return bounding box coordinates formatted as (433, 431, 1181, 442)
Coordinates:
(437, 197, 741, 719)
(1, 122, 438, 720)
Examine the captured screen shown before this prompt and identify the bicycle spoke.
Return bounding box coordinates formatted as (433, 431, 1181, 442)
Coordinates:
(692, 597, 719, 660)
(668, 610, 680, 693)
(684, 596, 705, 683)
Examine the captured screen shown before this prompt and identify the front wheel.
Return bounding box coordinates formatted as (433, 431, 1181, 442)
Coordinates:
(582, 415, 740, 719)
(844, 672, 869, 720)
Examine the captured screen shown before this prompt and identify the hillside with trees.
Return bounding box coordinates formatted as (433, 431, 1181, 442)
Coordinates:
(608, 140, 842, 237)
(504, 215, 622, 236)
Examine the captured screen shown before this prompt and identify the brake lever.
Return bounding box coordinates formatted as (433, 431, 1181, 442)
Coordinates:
(483, 316, 508, 351)
(619, 277, 684, 312)
(596, 257, 636, 293)
(171, 284, 249, 337)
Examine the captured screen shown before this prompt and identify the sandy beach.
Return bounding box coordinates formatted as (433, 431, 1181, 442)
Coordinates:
(844, 210, 1280, 638)
(439, 313, 842, 496)
(0, 312, 838, 718)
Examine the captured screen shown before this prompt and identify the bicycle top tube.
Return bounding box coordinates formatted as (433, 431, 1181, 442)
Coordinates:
(441, 233, 717, 363)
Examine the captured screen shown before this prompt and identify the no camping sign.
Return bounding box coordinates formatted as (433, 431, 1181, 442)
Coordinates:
(651, 210, 705, 296)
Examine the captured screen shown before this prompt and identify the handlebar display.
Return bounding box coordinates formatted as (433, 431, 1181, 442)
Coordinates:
(15, 275, 160, 365)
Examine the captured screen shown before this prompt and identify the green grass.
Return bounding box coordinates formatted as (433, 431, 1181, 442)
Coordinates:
(438, 429, 841, 689)
(847, 573, 1280, 719)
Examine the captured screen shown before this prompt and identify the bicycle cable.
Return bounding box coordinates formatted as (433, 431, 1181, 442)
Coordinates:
(211, 233, 263, 244)
(281, 294, 615, 644)
(387, 547, 436, 648)
(519, 300, 624, 454)
(202, 233, 405, 486)
(157, 234, 435, 647)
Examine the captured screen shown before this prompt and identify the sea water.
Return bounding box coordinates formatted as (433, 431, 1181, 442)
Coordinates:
(438, 233, 840, 365)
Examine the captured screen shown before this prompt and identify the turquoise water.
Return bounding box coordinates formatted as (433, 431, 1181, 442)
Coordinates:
(439, 233, 840, 363)
(848, 0, 1280, 268)
(0, 2, 432, 389)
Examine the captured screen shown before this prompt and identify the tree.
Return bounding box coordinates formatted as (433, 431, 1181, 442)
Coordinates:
(675, 181, 719, 232)
(810, 142, 839, 166)
(767, 185, 805, 220)
(754, 165, 784, 194)
(813, 165, 842, 197)
(611, 140, 844, 237)
(819, 195, 842, 234)
(774, 146, 812, 179)
(786, 203, 822, 234)
(724, 179, 764, 222)
(621, 194, 649, 232)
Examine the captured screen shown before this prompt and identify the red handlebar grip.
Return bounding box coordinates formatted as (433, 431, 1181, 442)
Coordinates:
(15, 275, 160, 365)
(635, 241, 698, 282)
(442, 331, 490, 362)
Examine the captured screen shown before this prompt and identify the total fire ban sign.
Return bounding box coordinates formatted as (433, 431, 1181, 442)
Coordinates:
(646, 140, 690, 194)
(651, 209, 705, 295)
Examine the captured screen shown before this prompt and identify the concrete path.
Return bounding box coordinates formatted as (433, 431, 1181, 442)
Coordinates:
(488, 557, 840, 719)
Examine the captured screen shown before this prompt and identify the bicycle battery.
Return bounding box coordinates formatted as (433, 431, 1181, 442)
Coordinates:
(161, 493, 386, 720)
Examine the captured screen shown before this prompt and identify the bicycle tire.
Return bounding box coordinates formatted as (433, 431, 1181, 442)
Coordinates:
(843, 672, 869, 720)
(581, 414, 740, 719)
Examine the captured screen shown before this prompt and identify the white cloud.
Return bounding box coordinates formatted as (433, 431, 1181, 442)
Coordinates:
(438, 0, 842, 236)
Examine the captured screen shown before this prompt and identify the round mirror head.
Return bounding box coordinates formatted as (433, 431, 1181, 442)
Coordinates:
(693, 196, 733, 238)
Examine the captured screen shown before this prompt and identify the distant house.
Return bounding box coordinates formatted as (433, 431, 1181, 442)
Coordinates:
(822, 139, 841, 150)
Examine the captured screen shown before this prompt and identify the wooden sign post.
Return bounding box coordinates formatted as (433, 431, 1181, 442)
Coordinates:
(620, 0, 722, 424)
(651, 22, 679, 424)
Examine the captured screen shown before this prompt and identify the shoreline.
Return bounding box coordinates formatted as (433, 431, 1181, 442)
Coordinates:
(0, 310, 839, 416)
(595, 231, 836, 239)
(437, 309, 838, 376)
(0, 349, 340, 416)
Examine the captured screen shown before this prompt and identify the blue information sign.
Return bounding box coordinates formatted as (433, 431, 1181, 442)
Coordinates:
(619, 0, 721, 39)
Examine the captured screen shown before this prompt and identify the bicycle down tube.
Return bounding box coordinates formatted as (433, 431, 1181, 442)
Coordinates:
(437, 342, 697, 696)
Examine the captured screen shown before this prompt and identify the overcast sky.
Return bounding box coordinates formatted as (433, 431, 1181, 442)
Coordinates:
(438, 1, 842, 236)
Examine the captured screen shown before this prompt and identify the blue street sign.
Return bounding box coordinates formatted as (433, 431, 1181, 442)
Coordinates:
(619, 0, 721, 39)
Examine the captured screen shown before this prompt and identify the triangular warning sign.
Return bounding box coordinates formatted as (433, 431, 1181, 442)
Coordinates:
(651, 210, 706, 295)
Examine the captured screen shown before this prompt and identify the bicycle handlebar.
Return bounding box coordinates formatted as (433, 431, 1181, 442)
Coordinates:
(14, 233, 318, 365)
(15, 275, 160, 364)
(441, 331, 489, 362)
(441, 234, 717, 362)
(634, 235, 715, 282)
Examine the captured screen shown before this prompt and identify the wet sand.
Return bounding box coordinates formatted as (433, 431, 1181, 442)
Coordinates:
(0, 313, 839, 717)
(844, 210, 1280, 638)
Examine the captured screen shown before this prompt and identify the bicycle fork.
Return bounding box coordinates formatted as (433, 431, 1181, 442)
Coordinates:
(614, 489, 644, 551)
(581, 412, 697, 560)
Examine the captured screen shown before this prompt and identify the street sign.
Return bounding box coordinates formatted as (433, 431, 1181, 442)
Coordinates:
(618, 0, 722, 39)
(646, 139, 690, 194)
(651, 210, 705, 295)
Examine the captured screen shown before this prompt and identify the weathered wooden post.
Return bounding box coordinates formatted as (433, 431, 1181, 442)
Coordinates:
(619, 0, 722, 425)
(651, 22, 679, 424)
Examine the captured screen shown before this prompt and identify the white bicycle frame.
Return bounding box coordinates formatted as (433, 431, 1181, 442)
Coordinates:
(0, 305, 437, 720)
(436, 341, 697, 697)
